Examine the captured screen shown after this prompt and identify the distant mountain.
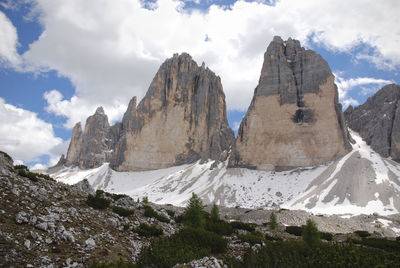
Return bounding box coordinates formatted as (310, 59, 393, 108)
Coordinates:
(344, 84, 400, 161)
(50, 128, 400, 216)
(231, 36, 350, 170)
(49, 37, 400, 217)
(62, 53, 234, 171)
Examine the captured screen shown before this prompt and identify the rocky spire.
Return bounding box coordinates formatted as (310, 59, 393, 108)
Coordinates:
(79, 107, 111, 169)
(344, 84, 400, 161)
(66, 122, 83, 166)
(231, 36, 351, 170)
(110, 53, 235, 171)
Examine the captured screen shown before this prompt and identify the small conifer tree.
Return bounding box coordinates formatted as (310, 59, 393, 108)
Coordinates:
(302, 219, 320, 248)
(211, 203, 220, 222)
(269, 212, 277, 230)
(183, 193, 205, 228)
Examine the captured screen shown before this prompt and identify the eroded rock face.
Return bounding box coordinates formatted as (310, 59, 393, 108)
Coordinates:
(65, 123, 83, 166)
(344, 84, 400, 161)
(111, 53, 234, 171)
(231, 36, 350, 170)
(65, 107, 118, 169)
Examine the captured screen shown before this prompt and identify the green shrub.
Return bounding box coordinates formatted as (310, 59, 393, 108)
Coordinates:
(302, 219, 320, 248)
(205, 219, 234, 235)
(319, 231, 333, 241)
(138, 227, 227, 267)
(86, 194, 110, 210)
(166, 209, 175, 217)
(183, 193, 205, 228)
(352, 238, 400, 252)
(238, 231, 264, 245)
(211, 203, 220, 222)
(14, 164, 28, 170)
(285, 226, 303, 236)
(112, 206, 134, 217)
(236, 240, 400, 267)
(354, 230, 371, 238)
(265, 233, 282, 241)
(134, 223, 163, 237)
(89, 259, 138, 268)
(142, 196, 149, 203)
(17, 169, 38, 182)
(143, 205, 170, 223)
(230, 221, 255, 232)
(269, 212, 278, 230)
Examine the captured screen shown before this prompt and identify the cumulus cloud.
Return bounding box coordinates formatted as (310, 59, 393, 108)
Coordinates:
(0, 10, 21, 67)
(1, 0, 397, 126)
(0, 98, 64, 166)
(334, 74, 393, 108)
(43, 90, 127, 128)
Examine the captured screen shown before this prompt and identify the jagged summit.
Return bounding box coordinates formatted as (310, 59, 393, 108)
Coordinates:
(344, 83, 400, 161)
(62, 53, 234, 171)
(111, 53, 234, 171)
(231, 36, 350, 170)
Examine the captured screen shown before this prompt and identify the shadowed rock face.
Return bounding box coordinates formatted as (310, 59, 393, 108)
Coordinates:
(65, 107, 120, 169)
(110, 53, 234, 171)
(344, 84, 400, 161)
(231, 36, 350, 170)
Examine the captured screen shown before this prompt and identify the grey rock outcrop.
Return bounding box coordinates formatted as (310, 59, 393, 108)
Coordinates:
(344, 84, 400, 160)
(79, 107, 112, 168)
(65, 122, 83, 166)
(111, 53, 234, 171)
(0, 151, 14, 175)
(65, 107, 118, 169)
(231, 36, 351, 170)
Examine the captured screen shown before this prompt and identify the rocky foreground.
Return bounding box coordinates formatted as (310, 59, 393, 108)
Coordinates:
(1, 151, 400, 267)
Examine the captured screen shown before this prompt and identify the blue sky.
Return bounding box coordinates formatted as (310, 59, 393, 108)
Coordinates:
(0, 0, 399, 169)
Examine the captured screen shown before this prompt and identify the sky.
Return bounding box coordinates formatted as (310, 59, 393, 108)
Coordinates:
(0, 0, 399, 169)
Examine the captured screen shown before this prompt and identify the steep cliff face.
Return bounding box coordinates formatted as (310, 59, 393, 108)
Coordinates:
(344, 84, 400, 161)
(79, 107, 112, 169)
(65, 107, 118, 169)
(231, 36, 350, 170)
(110, 53, 235, 171)
(65, 122, 83, 166)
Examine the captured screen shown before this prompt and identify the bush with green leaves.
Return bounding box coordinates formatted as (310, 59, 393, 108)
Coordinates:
(285, 225, 303, 236)
(238, 231, 264, 245)
(143, 205, 170, 223)
(351, 237, 400, 252)
(319, 231, 333, 241)
(134, 223, 163, 237)
(183, 193, 205, 229)
(302, 219, 320, 248)
(138, 227, 227, 267)
(230, 221, 255, 232)
(112, 206, 134, 217)
(205, 219, 234, 235)
(89, 260, 138, 268)
(354, 230, 371, 238)
(227, 240, 400, 267)
(86, 193, 110, 210)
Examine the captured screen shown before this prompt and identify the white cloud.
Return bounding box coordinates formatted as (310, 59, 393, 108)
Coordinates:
(0, 10, 21, 67)
(232, 121, 241, 132)
(43, 90, 127, 128)
(5, 0, 399, 125)
(334, 74, 392, 108)
(0, 98, 64, 166)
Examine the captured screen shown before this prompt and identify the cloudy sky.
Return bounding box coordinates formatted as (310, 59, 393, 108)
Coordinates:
(0, 0, 399, 169)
